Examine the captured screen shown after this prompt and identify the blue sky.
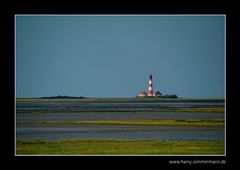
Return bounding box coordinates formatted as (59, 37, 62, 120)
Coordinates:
(16, 15, 225, 98)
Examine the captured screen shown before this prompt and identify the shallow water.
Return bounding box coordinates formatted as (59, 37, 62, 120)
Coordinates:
(16, 101, 224, 112)
(16, 100, 225, 140)
(16, 125, 224, 140)
(17, 111, 224, 121)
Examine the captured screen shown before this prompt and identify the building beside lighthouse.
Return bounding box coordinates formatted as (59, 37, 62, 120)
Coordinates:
(155, 91, 162, 97)
(139, 90, 148, 97)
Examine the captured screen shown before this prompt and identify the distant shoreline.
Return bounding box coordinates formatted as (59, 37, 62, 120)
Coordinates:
(16, 97, 225, 103)
(39, 95, 85, 99)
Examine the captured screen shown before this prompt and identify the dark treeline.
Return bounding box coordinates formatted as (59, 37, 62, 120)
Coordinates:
(39, 95, 85, 99)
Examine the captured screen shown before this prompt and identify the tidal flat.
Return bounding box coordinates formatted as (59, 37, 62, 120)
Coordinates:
(16, 98, 225, 155)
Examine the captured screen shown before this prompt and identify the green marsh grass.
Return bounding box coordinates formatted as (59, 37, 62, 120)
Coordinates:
(17, 119, 224, 127)
(16, 139, 224, 155)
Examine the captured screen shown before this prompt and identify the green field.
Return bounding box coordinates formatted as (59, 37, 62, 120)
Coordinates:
(16, 139, 224, 155)
(17, 119, 224, 127)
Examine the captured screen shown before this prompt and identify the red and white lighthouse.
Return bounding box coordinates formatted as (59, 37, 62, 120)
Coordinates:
(148, 74, 153, 96)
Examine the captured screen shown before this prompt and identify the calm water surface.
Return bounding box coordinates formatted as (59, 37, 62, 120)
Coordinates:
(16, 100, 225, 140)
(16, 125, 224, 140)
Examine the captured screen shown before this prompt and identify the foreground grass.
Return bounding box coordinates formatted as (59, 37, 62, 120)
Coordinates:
(17, 119, 224, 127)
(172, 107, 224, 113)
(16, 139, 224, 155)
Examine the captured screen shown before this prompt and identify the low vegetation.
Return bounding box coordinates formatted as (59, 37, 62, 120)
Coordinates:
(17, 118, 224, 127)
(16, 139, 224, 155)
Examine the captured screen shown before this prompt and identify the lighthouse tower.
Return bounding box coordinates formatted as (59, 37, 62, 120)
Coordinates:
(148, 74, 153, 96)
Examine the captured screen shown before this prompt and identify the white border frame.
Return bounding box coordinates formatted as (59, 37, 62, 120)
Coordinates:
(15, 14, 226, 156)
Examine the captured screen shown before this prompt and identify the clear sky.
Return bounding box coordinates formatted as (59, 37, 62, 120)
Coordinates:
(16, 15, 225, 98)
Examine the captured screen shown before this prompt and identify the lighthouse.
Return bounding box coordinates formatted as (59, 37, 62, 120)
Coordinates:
(148, 74, 153, 96)
(137, 74, 178, 98)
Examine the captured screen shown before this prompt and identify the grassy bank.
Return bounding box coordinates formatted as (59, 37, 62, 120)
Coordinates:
(16, 139, 224, 155)
(17, 119, 224, 127)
